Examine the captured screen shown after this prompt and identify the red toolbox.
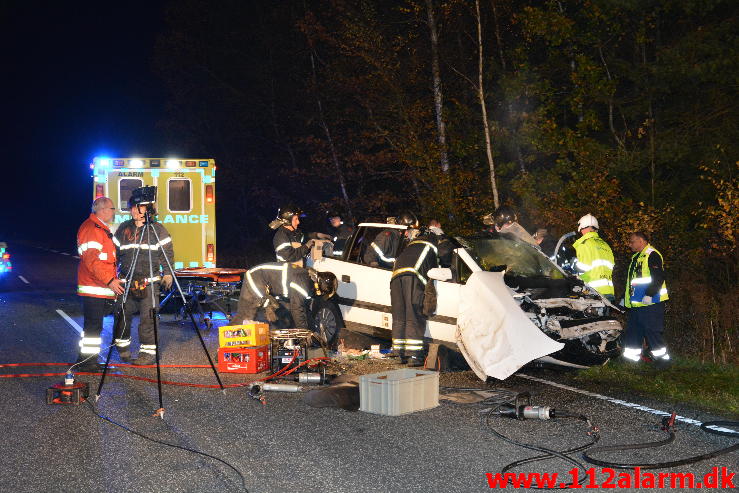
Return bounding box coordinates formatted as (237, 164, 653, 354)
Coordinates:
(217, 345, 270, 374)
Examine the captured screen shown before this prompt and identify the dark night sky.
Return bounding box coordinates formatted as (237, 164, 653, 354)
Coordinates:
(2, 2, 166, 243)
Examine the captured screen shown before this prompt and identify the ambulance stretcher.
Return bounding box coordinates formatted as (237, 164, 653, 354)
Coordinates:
(160, 267, 246, 330)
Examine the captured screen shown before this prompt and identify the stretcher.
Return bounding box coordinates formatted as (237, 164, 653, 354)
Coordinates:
(160, 267, 246, 330)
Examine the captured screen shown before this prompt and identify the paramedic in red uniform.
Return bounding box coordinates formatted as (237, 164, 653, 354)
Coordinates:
(74, 197, 124, 371)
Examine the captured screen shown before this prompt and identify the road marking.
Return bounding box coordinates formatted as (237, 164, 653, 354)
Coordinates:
(50, 250, 58, 253)
(516, 373, 737, 434)
(56, 309, 82, 336)
(60, 252, 70, 256)
(73, 255, 79, 259)
(18, 275, 30, 284)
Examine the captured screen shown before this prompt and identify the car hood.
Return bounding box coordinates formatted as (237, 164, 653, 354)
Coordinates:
(455, 271, 564, 380)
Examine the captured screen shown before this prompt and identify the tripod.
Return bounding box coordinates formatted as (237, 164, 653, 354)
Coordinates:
(95, 204, 225, 418)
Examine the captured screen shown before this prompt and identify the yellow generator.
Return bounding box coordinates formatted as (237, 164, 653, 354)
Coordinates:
(90, 157, 217, 269)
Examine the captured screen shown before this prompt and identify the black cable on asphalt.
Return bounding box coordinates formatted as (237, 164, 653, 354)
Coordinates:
(583, 420, 739, 469)
(482, 402, 600, 490)
(84, 400, 249, 492)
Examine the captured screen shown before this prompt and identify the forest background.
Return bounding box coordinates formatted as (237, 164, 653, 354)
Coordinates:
(154, 0, 737, 363)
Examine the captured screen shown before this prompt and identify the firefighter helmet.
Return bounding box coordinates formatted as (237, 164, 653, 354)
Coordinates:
(396, 211, 419, 228)
(491, 206, 517, 228)
(577, 214, 599, 231)
(277, 204, 302, 225)
(308, 269, 338, 299)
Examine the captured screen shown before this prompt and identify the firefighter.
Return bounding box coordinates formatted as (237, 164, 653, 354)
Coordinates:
(572, 214, 615, 301)
(271, 204, 314, 266)
(428, 218, 454, 267)
(390, 229, 439, 366)
(622, 231, 671, 366)
(112, 197, 175, 365)
(326, 212, 353, 257)
(363, 211, 418, 268)
(74, 197, 124, 371)
(483, 206, 538, 246)
(231, 262, 337, 330)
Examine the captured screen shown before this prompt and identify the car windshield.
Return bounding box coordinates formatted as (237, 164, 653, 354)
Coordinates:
(457, 233, 565, 279)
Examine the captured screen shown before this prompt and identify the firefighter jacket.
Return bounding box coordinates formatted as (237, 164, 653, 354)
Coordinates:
(77, 214, 117, 299)
(363, 228, 402, 268)
(391, 235, 440, 286)
(114, 219, 175, 283)
(572, 231, 615, 296)
(273, 226, 309, 263)
(625, 244, 668, 308)
(244, 262, 314, 328)
(327, 223, 353, 256)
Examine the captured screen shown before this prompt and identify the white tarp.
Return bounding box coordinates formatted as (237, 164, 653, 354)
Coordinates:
(455, 271, 564, 380)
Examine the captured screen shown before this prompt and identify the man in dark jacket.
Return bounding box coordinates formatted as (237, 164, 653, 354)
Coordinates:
(390, 231, 440, 366)
(326, 213, 353, 257)
(271, 204, 314, 266)
(113, 197, 175, 365)
(232, 262, 337, 330)
(363, 211, 418, 268)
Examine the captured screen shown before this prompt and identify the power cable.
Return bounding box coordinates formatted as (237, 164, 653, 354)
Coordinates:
(85, 399, 249, 492)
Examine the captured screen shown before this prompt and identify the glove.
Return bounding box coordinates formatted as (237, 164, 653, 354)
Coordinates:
(641, 295, 652, 304)
(161, 274, 173, 290)
(618, 298, 625, 307)
(304, 239, 316, 249)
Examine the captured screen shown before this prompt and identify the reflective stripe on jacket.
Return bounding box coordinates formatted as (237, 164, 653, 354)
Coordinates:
(572, 231, 615, 296)
(391, 238, 439, 286)
(114, 219, 175, 280)
(245, 262, 313, 300)
(625, 244, 669, 308)
(77, 214, 117, 299)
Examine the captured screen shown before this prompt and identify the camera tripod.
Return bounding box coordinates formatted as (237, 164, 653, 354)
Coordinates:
(95, 204, 224, 418)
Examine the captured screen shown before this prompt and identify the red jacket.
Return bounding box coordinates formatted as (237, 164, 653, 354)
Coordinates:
(77, 214, 117, 299)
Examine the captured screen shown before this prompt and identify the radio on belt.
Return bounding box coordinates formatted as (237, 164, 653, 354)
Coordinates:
(270, 329, 312, 373)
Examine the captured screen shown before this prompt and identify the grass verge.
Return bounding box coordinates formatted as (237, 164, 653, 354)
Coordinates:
(568, 358, 739, 418)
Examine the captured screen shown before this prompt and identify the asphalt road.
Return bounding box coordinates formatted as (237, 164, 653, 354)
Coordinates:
(0, 242, 736, 493)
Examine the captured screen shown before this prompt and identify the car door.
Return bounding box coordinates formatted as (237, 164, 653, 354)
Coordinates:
(313, 224, 406, 335)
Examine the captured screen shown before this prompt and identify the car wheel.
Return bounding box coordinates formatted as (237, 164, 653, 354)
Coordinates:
(311, 299, 343, 348)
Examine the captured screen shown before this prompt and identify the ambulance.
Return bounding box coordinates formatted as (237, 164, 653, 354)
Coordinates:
(90, 157, 217, 269)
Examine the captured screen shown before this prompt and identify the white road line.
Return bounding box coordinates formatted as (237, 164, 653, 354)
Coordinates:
(516, 373, 737, 434)
(60, 252, 70, 256)
(17, 275, 29, 284)
(73, 256, 80, 259)
(56, 309, 82, 336)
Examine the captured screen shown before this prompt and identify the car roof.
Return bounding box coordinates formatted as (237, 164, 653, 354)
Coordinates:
(357, 223, 408, 230)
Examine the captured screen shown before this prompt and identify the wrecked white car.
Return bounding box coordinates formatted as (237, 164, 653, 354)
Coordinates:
(309, 223, 622, 380)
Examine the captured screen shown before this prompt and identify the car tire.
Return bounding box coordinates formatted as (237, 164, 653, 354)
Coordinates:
(311, 299, 344, 348)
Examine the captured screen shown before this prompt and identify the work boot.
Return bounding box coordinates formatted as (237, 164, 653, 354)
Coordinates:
(132, 353, 157, 366)
(406, 355, 424, 368)
(117, 347, 132, 362)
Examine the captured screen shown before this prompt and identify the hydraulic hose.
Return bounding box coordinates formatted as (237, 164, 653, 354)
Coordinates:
(583, 419, 739, 470)
(482, 403, 601, 489)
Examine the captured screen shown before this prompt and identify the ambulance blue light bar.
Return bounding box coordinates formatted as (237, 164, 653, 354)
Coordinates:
(199, 160, 209, 167)
(150, 159, 161, 167)
(94, 157, 111, 167)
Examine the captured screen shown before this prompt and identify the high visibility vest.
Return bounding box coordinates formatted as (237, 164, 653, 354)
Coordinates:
(625, 244, 669, 308)
(572, 231, 615, 296)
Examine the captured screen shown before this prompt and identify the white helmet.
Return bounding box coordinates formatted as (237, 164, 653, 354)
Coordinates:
(577, 214, 599, 231)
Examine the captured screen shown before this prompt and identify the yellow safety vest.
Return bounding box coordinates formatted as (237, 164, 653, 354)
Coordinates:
(625, 244, 668, 308)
